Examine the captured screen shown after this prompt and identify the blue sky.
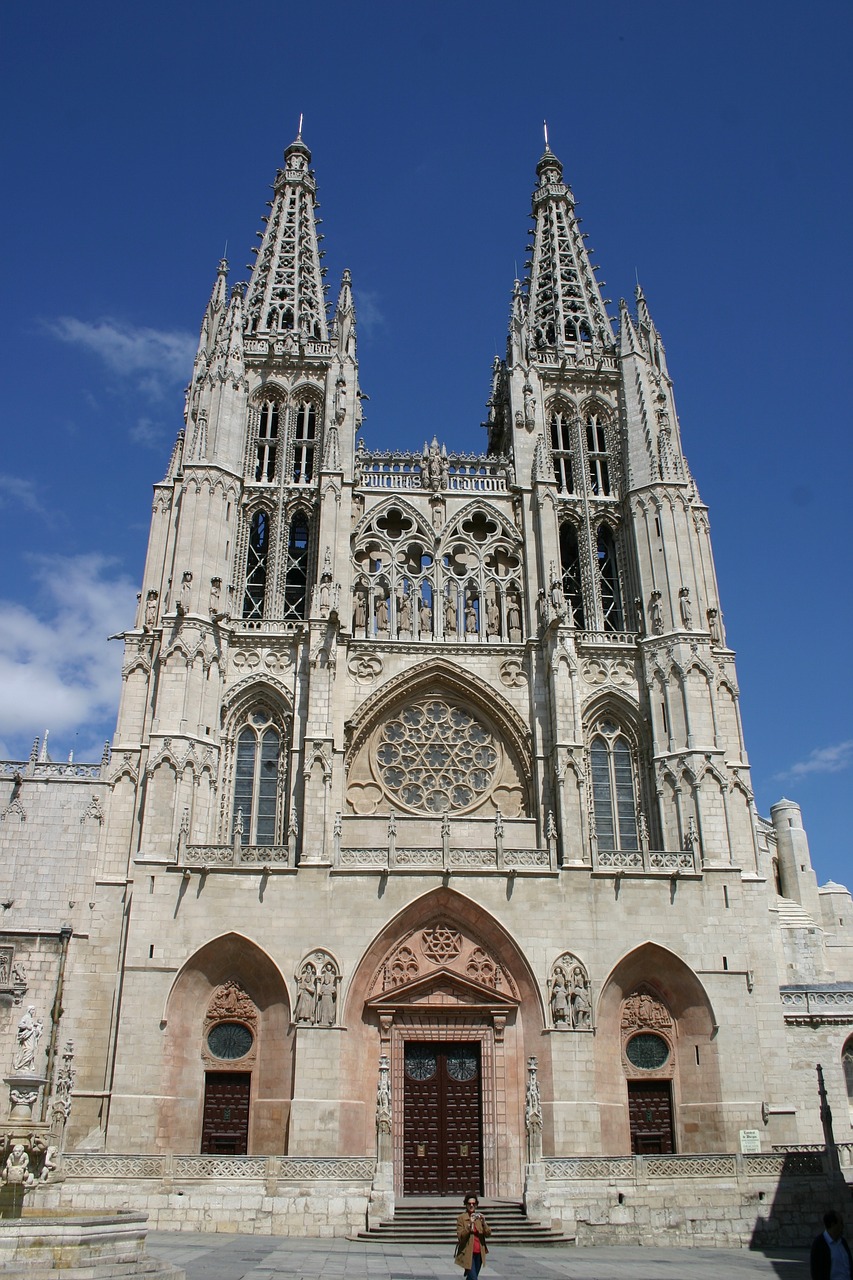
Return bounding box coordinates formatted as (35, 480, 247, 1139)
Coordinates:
(1, 1, 851, 887)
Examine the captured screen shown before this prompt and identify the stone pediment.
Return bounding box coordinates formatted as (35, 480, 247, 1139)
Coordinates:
(365, 967, 519, 1013)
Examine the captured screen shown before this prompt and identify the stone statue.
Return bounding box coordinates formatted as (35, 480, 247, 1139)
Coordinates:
(444, 594, 457, 634)
(507, 590, 522, 641)
(549, 966, 570, 1027)
(3, 1143, 32, 1186)
(486, 594, 500, 636)
(319, 573, 332, 617)
(707, 607, 720, 644)
(570, 967, 591, 1028)
(178, 571, 192, 615)
(679, 586, 693, 628)
(525, 1056, 543, 1163)
(335, 375, 346, 425)
(375, 592, 389, 634)
(550, 577, 567, 621)
(144, 589, 158, 629)
(293, 965, 317, 1024)
(13, 1005, 43, 1072)
(397, 591, 411, 634)
(419, 596, 432, 636)
(649, 590, 663, 635)
(465, 598, 478, 635)
(353, 580, 367, 632)
(316, 964, 338, 1026)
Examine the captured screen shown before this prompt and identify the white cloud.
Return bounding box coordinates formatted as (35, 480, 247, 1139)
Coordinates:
(780, 741, 853, 780)
(129, 416, 167, 448)
(0, 474, 43, 513)
(354, 290, 386, 338)
(45, 316, 196, 400)
(0, 554, 135, 762)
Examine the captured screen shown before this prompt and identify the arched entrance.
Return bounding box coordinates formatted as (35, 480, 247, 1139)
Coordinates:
(161, 932, 292, 1154)
(596, 942, 721, 1154)
(343, 888, 544, 1199)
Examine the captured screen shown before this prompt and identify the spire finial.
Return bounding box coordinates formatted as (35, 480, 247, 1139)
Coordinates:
(543, 119, 549, 150)
(297, 112, 303, 139)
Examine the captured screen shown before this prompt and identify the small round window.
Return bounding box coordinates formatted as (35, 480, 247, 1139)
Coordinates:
(207, 1022, 254, 1060)
(625, 1032, 669, 1071)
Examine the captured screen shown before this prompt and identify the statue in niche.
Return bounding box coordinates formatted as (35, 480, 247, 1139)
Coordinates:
(144, 589, 158, 630)
(419, 596, 432, 636)
(375, 592, 389, 634)
(353, 579, 368, 633)
(316, 963, 339, 1026)
(649, 590, 663, 635)
(507, 589, 522, 641)
(335, 375, 347, 425)
(177, 571, 192, 616)
(523, 380, 535, 430)
(486, 593, 500, 637)
(549, 965, 571, 1027)
(465, 598, 478, 635)
(293, 964, 317, 1024)
(12, 1005, 43, 1072)
(319, 571, 332, 617)
(550, 576, 567, 622)
(397, 590, 412, 635)
(209, 577, 223, 620)
(444, 594, 457, 634)
(634, 596, 645, 636)
(679, 586, 693, 628)
(707, 607, 720, 644)
(570, 966, 591, 1028)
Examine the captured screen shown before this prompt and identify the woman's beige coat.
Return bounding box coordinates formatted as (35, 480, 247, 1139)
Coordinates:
(454, 1210, 491, 1270)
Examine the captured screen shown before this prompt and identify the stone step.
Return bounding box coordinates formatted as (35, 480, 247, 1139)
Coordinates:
(355, 1201, 572, 1246)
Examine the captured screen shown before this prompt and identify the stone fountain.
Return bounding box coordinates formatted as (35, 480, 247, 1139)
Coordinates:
(0, 1007, 182, 1277)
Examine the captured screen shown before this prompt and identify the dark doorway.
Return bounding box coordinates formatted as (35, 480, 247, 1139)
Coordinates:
(201, 1071, 251, 1154)
(627, 1079, 675, 1153)
(403, 1042, 482, 1194)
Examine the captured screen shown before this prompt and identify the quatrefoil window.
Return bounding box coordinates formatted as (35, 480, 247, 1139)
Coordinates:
(375, 698, 499, 814)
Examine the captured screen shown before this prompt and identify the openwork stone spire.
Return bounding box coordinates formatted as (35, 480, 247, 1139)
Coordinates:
(244, 133, 328, 342)
(525, 146, 614, 359)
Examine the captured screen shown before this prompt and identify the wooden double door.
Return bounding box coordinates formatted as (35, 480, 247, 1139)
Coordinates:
(201, 1071, 251, 1154)
(403, 1042, 483, 1195)
(627, 1080, 675, 1153)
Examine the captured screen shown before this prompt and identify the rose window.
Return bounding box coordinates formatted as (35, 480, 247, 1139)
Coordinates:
(375, 698, 499, 814)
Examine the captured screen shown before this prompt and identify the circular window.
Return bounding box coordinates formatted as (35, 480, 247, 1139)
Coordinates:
(446, 1050, 479, 1082)
(207, 1022, 254, 1060)
(405, 1045, 437, 1081)
(375, 697, 500, 815)
(625, 1032, 670, 1071)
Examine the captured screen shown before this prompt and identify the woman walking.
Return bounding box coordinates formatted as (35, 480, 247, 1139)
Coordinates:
(455, 1193, 491, 1280)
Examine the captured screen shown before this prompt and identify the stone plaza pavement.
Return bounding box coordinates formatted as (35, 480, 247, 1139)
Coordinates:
(146, 1233, 812, 1280)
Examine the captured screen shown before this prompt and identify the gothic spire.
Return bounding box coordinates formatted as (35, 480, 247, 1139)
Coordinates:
(524, 145, 614, 361)
(244, 134, 329, 342)
(332, 268, 356, 359)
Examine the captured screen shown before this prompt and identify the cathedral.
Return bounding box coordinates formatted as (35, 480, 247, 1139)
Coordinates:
(1, 132, 852, 1243)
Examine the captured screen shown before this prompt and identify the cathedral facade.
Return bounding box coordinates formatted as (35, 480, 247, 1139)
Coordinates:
(2, 134, 852, 1239)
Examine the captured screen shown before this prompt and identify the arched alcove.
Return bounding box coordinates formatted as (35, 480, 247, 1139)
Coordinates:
(596, 942, 722, 1154)
(160, 932, 291, 1155)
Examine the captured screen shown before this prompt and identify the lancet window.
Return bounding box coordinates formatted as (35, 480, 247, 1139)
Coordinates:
(254, 398, 280, 483)
(291, 399, 318, 484)
(597, 526, 624, 632)
(283, 513, 311, 619)
(844, 1037, 853, 1115)
(440, 508, 523, 644)
(230, 706, 283, 846)
(558, 522, 585, 629)
(589, 717, 639, 852)
(585, 408, 611, 496)
(549, 406, 575, 493)
(242, 510, 271, 620)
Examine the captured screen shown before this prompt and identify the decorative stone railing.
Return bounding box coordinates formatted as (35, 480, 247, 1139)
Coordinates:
(780, 986, 853, 1022)
(1, 759, 105, 781)
(181, 844, 292, 868)
(356, 452, 511, 493)
(594, 848, 697, 874)
(337, 846, 552, 871)
(535, 350, 620, 374)
(231, 619, 303, 635)
(244, 338, 334, 360)
(542, 1149, 826, 1181)
(62, 1154, 374, 1181)
(575, 630, 638, 648)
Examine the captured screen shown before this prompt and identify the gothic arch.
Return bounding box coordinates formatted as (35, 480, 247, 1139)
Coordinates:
(595, 942, 722, 1154)
(344, 660, 532, 819)
(351, 495, 434, 546)
(440, 497, 520, 547)
(159, 932, 292, 1155)
(219, 680, 292, 844)
(338, 886, 546, 1197)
